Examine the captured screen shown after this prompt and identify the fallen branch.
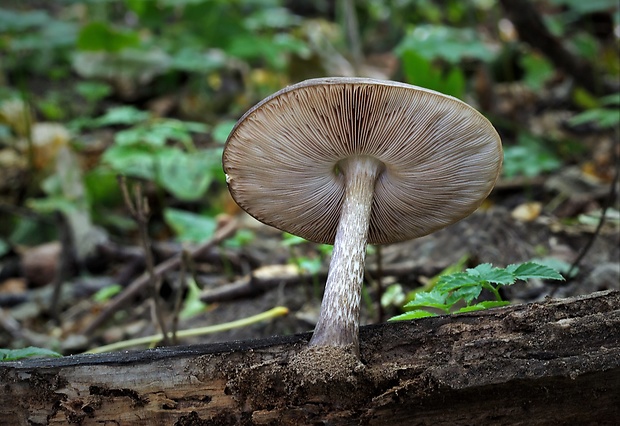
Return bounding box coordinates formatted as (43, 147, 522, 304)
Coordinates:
(2, 290, 618, 425)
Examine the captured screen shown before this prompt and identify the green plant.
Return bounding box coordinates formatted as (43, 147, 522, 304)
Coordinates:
(85, 306, 289, 354)
(0, 346, 62, 362)
(502, 134, 563, 178)
(389, 262, 564, 321)
(569, 93, 620, 129)
(79, 106, 223, 202)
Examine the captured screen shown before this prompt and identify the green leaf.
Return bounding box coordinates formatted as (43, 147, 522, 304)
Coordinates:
(102, 144, 157, 180)
(180, 278, 207, 320)
(381, 283, 406, 308)
(164, 208, 216, 243)
(396, 25, 495, 63)
(601, 93, 620, 106)
(403, 289, 451, 312)
(96, 106, 150, 126)
(569, 109, 620, 128)
(298, 257, 322, 275)
(457, 300, 511, 313)
(170, 48, 226, 73)
(212, 120, 237, 144)
(0, 239, 10, 257)
(502, 134, 562, 178)
(520, 53, 554, 91)
(435, 272, 480, 292)
(447, 285, 483, 305)
(76, 81, 112, 103)
(389, 310, 438, 321)
(77, 22, 140, 52)
(466, 263, 515, 285)
(505, 262, 565, 281)
(0, 347, 62, 362)
(92, 284, 123, 303)
(156, 149, 217, 201)
(222, 229, 255, 249)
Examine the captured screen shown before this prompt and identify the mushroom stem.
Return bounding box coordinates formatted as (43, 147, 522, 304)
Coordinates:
(309, 156, 383, 355)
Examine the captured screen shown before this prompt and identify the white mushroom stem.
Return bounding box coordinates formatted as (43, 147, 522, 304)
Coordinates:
(309, 156, 383, 355)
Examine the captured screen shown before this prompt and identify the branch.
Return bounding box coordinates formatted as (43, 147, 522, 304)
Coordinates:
(2, 290, 618, 425)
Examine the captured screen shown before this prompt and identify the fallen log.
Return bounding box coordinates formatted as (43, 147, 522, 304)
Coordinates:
(1, 290, 618, 425)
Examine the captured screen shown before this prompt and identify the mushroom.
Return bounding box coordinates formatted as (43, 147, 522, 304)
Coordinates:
(223, 77, 502, 356)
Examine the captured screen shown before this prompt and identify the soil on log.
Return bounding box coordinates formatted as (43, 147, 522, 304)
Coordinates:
(1, 290, 619, 425)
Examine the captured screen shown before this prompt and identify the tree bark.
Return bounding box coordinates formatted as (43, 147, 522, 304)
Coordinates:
(1, 290, 618, 425)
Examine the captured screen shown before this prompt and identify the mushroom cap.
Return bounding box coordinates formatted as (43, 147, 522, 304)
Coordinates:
(223, 77, 502, 245)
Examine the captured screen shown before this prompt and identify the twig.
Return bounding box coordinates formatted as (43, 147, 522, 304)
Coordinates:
(117, 176, 169, 345)
(83, 217, 238, 335)
(84, 306, 289, 354)
(555, 136, 619, 291)
(49, 212, 77, 324)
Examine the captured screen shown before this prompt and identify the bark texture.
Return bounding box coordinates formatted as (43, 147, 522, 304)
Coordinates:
(1, 290, 618, 425)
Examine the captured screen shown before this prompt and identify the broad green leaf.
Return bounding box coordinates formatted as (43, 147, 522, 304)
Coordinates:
(101, 144, 157, 180)
(156, 149, 217, 201)
(212, 120, 236, 144)
(0, 347, 62, 362)
(506, 262, 564, 281)
(298, 257, 322, 275)
(164, 208, 216, 243)
(96, 106, 149, 126)
(170, 48, 226, 73)
(502, 134, 562, 178)
(396, 25, 495, 63)
(521, 53, 554, 91)
(389, 310, 437, 321)
(77, 22, 140, 52)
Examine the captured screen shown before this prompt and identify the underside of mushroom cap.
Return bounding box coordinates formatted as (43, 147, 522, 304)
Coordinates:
(223, 77, 502, 245)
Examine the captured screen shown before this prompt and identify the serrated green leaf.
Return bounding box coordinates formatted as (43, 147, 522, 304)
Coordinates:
(466, 263, 515, 285)
(506, 262, 564, 281)
(0, 347, 62, 361)
(404, 290, 451, 312)
(156, 149, 216, 201)
(435, 272, 479, 292)
(388, 310, 438, 321)
(164, 208, 216, 243)
(447, 285, 483, 305)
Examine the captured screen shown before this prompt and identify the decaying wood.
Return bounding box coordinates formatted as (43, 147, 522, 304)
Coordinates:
(1, 290, 618, 425)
